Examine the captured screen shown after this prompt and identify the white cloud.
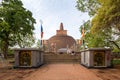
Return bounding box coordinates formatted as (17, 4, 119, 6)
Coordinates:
(21, 0, 90, 40)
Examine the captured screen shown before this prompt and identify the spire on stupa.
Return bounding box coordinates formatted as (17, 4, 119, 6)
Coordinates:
(56, 22, 67, 36)
(60, 22, 64, 30)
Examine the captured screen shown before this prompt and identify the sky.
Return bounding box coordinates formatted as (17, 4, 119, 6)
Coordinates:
(3, 0, 90, 40)
(21, 0, 90, 40)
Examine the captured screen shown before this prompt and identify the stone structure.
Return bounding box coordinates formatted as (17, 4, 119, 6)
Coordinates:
(48, 22, 76, 52)
(81, 48, 112, 68)
(14, 48, 43, 68)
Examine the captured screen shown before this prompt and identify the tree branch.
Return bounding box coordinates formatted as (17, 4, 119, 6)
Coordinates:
(109, 40, 120, 50)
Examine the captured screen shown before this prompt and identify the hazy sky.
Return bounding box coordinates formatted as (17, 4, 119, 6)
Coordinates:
(7, 0, 90, 39)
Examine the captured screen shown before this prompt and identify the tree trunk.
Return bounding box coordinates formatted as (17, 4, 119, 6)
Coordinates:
(3, 40, 9, 59)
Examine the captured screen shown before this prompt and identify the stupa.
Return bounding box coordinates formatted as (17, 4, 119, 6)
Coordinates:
(48, 22, 76, 52)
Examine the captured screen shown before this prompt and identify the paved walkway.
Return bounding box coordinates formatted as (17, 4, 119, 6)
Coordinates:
(24, 63, 102, 80)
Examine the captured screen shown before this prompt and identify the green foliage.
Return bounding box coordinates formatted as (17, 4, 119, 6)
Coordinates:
(111, 37, 120, 52)
(113, 46, 120, 53)
(77, 0, 120, 50)
(91, 0, 120, 33)
(15, 33, 35, 48)
(79, 20, 112, 49)
(0, 0, 36, 58)
(76, 0, 100, 16)
(85, 33, 105, 48)
(91, 0, 120, 50)
(8, 48, 14, 54)
(113, 59, 120, 65)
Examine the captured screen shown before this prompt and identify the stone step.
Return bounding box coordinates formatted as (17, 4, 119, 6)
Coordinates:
(43, 53, 81, 63)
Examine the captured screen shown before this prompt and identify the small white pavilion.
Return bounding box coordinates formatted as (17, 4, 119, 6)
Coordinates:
(81, 48, 112, 68)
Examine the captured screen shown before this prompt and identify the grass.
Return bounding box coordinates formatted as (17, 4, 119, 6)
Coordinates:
(113, 59, 120, 65)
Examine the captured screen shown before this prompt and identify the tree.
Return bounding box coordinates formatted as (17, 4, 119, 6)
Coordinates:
(79, 20, 112, 48)
(77, 0, 120, 51)
(91, 0, 120, 32)
(91, 0, 120, 50)
(15, 33, 35, 48)
(0, 0, 36, 59)
(76, 0, 120, 32)
(76, 0, 100, 16)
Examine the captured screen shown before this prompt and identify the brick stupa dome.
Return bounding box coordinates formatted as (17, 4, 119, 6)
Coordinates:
(49, 22, 76, 51)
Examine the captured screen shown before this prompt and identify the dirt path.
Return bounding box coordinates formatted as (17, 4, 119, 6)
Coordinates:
(23, 63, 102, 80)
(90, 65, 120, 80)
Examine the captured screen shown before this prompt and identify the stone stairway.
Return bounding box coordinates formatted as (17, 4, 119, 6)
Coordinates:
(43, 53, 81, 63)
